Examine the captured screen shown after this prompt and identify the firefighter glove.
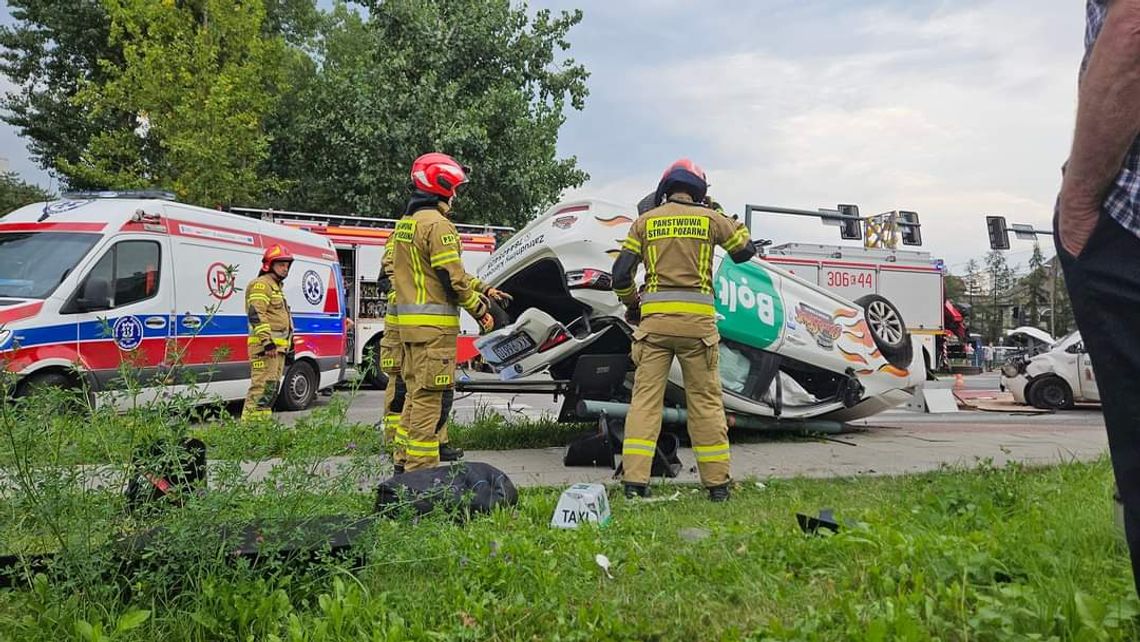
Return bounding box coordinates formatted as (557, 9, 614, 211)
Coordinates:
(625, 305, 642, 325)
(486, 287, 513, 305)
(477, 313, 496, 334)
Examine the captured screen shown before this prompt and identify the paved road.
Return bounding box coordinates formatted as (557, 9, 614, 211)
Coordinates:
(273, 373, 1108, 487)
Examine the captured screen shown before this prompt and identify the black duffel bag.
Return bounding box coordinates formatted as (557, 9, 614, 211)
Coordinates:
(373, 462, 518, 519)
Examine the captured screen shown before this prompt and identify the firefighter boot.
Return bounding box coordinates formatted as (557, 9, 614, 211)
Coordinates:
(708, 484, 730, 502)
(624, 483, 650, 499)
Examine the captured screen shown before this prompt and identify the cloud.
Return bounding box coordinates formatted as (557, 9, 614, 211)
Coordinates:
(564, 0, 1084, 269)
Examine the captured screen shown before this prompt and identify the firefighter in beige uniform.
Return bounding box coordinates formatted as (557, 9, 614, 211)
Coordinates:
(612, 159, 756, 501)
(393, 152, 509, 470)
(243, 244, 296, 420)
(377, 244, 409, 471)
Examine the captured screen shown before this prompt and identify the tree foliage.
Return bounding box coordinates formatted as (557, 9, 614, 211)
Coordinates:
(1, 0, 589, 225)
(53, 0, 297, 205)
(266, 0, 590, 226)
(0, 172, 52, 215)
(0, 0, 118, 187)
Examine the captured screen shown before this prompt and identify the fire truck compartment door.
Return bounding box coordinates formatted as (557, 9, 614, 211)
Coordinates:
(357, 246, 383, 281)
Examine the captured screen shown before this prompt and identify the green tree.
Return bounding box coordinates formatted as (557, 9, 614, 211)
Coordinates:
(982, 250, 1016, 343)
(0, 173, 52, 214)
(944, 272, 966, 304)
(0, 0, 318, 196)
(268, 0, 590, 227)
(56, 0, 299, 204)
(1020, 242, 1049, 329)
(0, 0, 119, 188)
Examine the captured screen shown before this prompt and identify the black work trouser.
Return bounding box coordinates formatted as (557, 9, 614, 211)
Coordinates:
(1057, 209, 1140, 595)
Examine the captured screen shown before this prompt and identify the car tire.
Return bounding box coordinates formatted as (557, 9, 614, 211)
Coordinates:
(362, 339, 388, 390)
(855, 294, 913, 369)
(1029, 376, 1073, 410)
(279, 360, 318, 411)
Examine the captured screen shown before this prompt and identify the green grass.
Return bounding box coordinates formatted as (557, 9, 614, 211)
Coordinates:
(2, 458, 1137, 641)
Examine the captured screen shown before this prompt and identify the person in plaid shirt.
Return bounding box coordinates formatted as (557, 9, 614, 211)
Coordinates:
(1056, 0, 1140, 595)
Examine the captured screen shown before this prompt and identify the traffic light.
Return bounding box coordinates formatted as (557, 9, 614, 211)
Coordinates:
(986, 216, 1010, 250)
(837, 204, 862, 240)
(898, 210, 922, 246)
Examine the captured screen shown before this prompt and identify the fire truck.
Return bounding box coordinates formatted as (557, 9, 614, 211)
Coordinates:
(231, 208, 513, 387)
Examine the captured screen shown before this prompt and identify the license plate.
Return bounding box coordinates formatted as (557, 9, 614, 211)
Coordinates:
(491, 333, 536, 362)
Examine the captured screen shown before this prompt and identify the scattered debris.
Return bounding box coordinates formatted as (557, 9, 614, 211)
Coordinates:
(595, 553, 613, 579)
(678, 527, 711, 542)
(796, 509, 841, 535)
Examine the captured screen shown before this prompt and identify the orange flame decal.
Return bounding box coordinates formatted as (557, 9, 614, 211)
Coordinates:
(877, 364, 909, 378)
(839, 347, 868, 365)
(596, 215, 634, 227)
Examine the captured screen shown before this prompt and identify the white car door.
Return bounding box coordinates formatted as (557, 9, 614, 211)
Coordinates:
(1077, 344, 1099, 402)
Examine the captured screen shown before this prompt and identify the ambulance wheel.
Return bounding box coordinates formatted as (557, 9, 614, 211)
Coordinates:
(279, 361, 318, 411)
(15, 371, 74, 398)
(855, 294, 913, 369)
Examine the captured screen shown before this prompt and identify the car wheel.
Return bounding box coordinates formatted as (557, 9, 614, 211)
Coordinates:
(362, 339, 388, 390)
(279, 360, 318, 411)
(1029, 376, 1073, 410)
(855, 294, 913, 369)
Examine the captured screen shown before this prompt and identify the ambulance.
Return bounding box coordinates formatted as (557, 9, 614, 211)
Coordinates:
(0, 194, 347, 410)
(230, 207, 513, 388)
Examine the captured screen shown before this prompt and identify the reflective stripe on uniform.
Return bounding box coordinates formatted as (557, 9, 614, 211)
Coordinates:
(693, 443, 730, 463)
(698, 243, 712, 294)
(640, 291, 715, 305)
(409, 245, 427, 305)
(724, 227, 750, 252)
(396, 314, 460, 327)
(613, 284, 636, 297)
(642, 301, 716, 316)
(459, 291, 481, 310)
(430, 250, 461, 267)
(646, 246, 659, 293)
(405, 439, 440, 457)
(622, 237, 642, 255)
(253, 323, 271, 333)
(399, 303, 458, 316)
(395, 425, 408, 444)
(248, 294, 270, 304)
(622, 437, 656, 457)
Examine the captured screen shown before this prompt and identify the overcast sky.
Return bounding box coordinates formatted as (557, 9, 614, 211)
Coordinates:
(0, 1, 1086, 271)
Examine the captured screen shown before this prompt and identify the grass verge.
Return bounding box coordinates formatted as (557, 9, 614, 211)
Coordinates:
(2, 458, 1137, 640)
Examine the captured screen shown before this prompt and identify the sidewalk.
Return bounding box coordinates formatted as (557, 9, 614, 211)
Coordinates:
(248, 409, 1110, 489)
(457, 414, 1108, 487)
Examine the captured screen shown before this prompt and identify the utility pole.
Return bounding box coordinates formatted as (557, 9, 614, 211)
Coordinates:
(1050, 257, 1058, 337)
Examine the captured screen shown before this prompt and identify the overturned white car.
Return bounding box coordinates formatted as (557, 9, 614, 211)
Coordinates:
(473, 198, 926, 425)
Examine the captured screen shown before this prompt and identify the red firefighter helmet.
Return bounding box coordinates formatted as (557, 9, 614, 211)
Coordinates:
(410, 152, 469, 199)
(261, 244, 295, 272)
(654, 158, 708, 205)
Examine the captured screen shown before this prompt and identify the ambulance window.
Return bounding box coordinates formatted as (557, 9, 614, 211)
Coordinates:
(72, 240, 161, 310)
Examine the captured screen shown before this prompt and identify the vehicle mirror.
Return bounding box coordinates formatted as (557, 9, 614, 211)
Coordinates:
(986, 216, 1010, 250)
(1066, 342, 1083, 354)
(78, 277, 112, 311)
